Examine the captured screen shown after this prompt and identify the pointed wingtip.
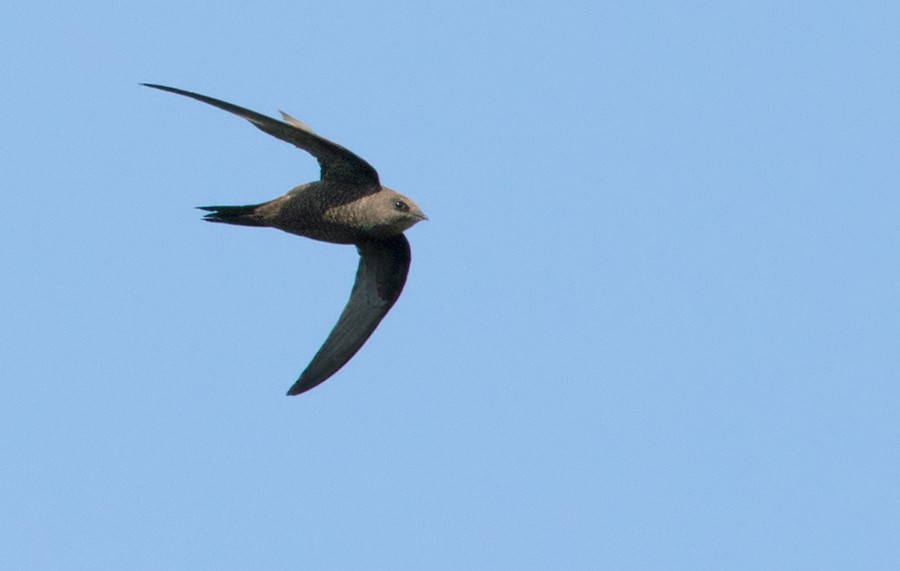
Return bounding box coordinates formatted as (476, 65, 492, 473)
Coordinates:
(286, 382, 306, 397)
(286, 373, 327, 396)
(141, 83, 192, 97)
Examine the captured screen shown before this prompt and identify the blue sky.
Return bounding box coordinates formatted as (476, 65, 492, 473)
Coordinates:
(2, 1, 899, 569)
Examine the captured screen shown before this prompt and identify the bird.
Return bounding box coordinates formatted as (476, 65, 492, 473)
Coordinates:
(144, 84, 427, 396)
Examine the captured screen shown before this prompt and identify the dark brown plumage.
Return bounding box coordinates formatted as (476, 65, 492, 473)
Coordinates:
(144, 84, 427, 396)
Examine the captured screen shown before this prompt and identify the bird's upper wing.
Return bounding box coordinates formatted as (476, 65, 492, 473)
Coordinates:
(143, 83, 380, 186)
(287, 234, 411, 396)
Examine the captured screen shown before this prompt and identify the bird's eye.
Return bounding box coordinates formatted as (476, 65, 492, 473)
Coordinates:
(393, 199, 409, 212)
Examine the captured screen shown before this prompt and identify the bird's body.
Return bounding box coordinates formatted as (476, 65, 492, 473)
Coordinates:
(145, 84, 426, 396)
(203, 180, 419, 244)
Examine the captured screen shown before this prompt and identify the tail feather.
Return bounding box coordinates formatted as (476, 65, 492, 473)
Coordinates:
(198, 204, 266, 227)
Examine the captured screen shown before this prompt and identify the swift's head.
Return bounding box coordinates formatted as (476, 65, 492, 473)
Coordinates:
(362, 187, 428, 236)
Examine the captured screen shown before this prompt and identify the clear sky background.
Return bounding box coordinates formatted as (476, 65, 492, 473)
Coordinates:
(2, 1, 899, 569)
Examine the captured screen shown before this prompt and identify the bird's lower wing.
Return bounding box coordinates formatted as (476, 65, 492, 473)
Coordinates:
(287, 235, 411, 396)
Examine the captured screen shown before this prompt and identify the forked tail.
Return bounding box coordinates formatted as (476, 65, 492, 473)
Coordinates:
(197, 204, 267, 227)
